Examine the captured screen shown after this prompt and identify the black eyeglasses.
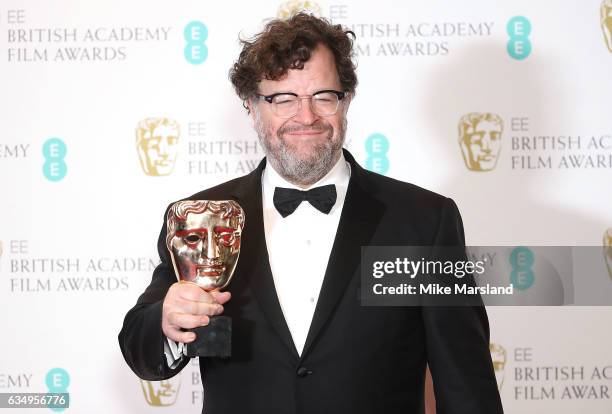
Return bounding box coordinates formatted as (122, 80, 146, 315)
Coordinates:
(255, 90, 346, 118)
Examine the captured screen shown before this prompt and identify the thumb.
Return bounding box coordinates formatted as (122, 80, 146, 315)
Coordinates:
(210, 290, 231, 305)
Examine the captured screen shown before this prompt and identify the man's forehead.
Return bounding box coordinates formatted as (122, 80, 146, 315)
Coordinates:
(258, 45, 340, 93)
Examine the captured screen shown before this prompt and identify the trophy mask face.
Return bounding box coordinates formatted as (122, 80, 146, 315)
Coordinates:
(459, 113, 503, 171)
(167, 201, 244, 290)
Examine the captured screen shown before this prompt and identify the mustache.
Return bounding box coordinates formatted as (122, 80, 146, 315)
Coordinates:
(278, 122, 332, 135)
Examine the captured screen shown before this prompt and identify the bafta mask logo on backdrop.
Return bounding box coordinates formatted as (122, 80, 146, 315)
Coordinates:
(602, 0, 612, 52)
(489, 343, 507, 389)
(277, 0, 322, 19)
(604, 228, 612, 281)
(458, 113, 503, 171)
(140, 378, 181, 407)
(136, 118, 180, 176)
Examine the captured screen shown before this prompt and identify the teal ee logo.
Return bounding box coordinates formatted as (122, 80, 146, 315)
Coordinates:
(46, 367, 69, 412)
(509, 246, 534, 290)
(42, 138, 67, 182)
(507, 16, 532, 60)
(365, 133, 389, 175)
(184, 21, 208, 64)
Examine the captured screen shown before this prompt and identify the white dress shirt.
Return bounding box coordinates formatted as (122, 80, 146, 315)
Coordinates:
(165, 152, 350, 365)
(262, 153, 351, 355)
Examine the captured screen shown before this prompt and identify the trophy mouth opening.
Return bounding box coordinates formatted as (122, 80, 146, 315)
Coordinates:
(196, 264, 226, 277)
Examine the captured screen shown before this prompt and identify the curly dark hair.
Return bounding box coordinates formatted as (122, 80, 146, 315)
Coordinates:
(229, 13, 357, 106)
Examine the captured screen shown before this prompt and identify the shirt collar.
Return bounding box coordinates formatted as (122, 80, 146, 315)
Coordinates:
(262, 151, 351, 214)
(263, 151, 350, 191)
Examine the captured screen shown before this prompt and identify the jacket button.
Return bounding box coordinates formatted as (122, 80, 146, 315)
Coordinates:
(296, 367, 311, 377)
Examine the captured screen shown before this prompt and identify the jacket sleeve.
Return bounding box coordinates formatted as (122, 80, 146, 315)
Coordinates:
(118, 206, 189, 380)
(422, 198, 504, 414)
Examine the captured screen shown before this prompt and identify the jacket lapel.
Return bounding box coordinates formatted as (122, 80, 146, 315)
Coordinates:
(231, 159, 300, 359)
(301, 150, 386, 358)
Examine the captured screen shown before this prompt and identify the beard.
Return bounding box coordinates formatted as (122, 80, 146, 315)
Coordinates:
(254, 108, 347, 187)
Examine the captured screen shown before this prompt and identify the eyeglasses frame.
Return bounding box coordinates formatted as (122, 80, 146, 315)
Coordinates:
(254, 89, 347, 118)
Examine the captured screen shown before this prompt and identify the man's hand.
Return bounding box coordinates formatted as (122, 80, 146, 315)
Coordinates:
(162, 281, 231, 343)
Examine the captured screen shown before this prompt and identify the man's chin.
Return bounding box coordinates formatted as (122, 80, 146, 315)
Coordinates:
(279, 141, 328, 160)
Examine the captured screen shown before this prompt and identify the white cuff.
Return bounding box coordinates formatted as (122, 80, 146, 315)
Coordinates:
(163, 337, 186, 369)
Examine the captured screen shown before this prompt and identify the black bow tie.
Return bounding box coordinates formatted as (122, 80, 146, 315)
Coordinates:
(273, 185, 337, 218)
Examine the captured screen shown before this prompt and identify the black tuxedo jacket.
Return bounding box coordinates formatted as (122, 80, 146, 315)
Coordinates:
(119, 150, 503, 414)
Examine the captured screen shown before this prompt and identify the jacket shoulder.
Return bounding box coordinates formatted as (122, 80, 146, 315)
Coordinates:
(360, 169, 449, 209)
(183, 174, 252, 201)
(358, 169, 464, 245)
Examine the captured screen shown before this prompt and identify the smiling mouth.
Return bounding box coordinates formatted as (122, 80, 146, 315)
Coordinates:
(286, 129, 324, 135)
(281, 123, 331, 137)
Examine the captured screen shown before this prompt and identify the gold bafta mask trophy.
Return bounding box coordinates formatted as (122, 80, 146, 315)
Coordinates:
(489, 343, 507, 389)
(602, 0, 612, 52)
(166, 200, 245, 357)
(140, 378, 181, 407)
(277, 0, 322, 19)
(136, 117, 180, 176)
(458, 113, 503, 171)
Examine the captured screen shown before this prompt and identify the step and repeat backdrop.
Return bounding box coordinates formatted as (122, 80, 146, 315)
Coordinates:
(1, 0, 611, 413)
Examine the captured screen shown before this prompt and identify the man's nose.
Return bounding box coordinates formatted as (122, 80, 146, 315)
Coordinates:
(292, 97, 318, 124)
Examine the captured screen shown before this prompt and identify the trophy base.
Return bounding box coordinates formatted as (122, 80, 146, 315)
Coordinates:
(185, 316, 231, 358)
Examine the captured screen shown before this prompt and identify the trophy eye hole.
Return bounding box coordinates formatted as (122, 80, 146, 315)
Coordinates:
(184, 234, 201, 244)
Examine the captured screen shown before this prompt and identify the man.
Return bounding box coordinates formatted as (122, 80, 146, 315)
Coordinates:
(119, 13, 503, 414)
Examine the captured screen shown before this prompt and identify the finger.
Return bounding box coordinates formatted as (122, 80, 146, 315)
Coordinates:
(168, 312, 210, 330)
(178, 283, 214, 303)
(210, 290, 231, 305)
(165, 327, 197, 344)
(183, 301, 224, 316)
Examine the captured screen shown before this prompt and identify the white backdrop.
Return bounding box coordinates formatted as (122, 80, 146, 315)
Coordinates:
(1, 1, 611, 413)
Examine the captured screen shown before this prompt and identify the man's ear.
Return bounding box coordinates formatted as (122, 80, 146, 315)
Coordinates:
(342, 92, 353, 115)
(245, 99, 257, 124)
